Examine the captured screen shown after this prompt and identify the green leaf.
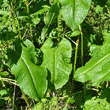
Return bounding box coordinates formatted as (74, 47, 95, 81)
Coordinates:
(95, 5, 103, 13)
(32, 102, 43, 110)
(0, 10, 9, 16)
(30, 5, 50, 17)
(74, 38, 110, 86)
(0, 71, 9, 76)
(9, 40, 47, 101)
(53, 0, 59, 4)
(59, 0, 91, 30)
(44, 4, 58, 25)
(103, 30, 110, 43)
(41, 3, 59, 41)
(41, 38, 72, 89)
(0, 89, 8, 96)
(32, 17, 40, 26)
(30, 6, 50, 26)
(83, 97, 110, 110)
(70, 30, 80, 37)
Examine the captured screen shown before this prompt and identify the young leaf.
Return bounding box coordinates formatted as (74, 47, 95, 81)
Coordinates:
(9, 40, 47, 101)
(70, 30, 81, 37)
(0, 71, 9, 76)
(74, 38, 110, 86)
(41, 3, 59, 41)
(41, 38, 72, 89)
(59, 0, 91, 30)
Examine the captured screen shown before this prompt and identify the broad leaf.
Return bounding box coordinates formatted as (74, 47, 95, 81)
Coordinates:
(59, 0, 91, 30)
(9, 40, 47, 101)
(41, 38, 72, 89)
(74, 38, 110, 86)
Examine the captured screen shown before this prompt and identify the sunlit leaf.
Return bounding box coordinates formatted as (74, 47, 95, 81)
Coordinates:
(8, 40, 47, 101)
(41, 38, 72, 89)
(60, 0, 91, 30)
(74, 38, 110, 86)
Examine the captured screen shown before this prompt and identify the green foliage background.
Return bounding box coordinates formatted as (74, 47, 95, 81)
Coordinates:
(0, 0, 110, 110)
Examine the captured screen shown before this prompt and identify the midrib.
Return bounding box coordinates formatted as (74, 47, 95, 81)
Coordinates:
(78, 54, 110, 78)
(21, 56, 40, 100)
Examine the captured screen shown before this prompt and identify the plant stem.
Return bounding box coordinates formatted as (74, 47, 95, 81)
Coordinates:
(101, 13, 105, 35)
(72, 39, 79, 92)
(12, 15, 17, 33)
(21, 89, 31, 110)
(0, 77, 17, 108)
(79, 25, 83, 66)
(0, 78, 18, 86)
(25, 0, 33, 42)
(9, 0, 21, 40)
(49, 0, 52, 5)
(0, 77, 30, 109)
(57, 4, 61, 41)
(16, 18, 21, 38)
(73, 39, 79, 75)
(10, 0, 21, 38)
(9, 1, 17, 33)
(12, 85, 16, 110)
(79, 25, 86, 99)
(64, 97, 70, 109)
(57, 14, 60, 40)
(0, 75, 5, 87)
